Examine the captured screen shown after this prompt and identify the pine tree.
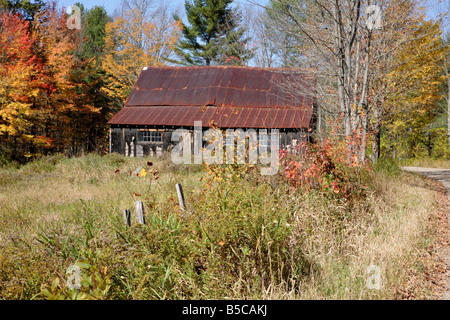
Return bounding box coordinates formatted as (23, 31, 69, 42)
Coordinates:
(0, 0, 44, 21)
(80, 5, 110, 60)
(174, 0, 252, 66)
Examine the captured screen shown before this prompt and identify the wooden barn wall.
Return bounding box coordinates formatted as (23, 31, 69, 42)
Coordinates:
(110, 127, 309, 158)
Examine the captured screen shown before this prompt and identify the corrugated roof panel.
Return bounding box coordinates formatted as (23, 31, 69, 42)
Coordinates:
(111, 66, 315, 128)
(142, 68, 163, 89)
(161, 89, 176, 106)
(232, 89, 246, 107)
(280, 108, 293, 128)
(161, 69, 177, 89)
(264, 91, 276, 108)
(259, 71, 273, 91)
(156, 105, 176, 124)
(188, 106, 205, 125)
(230, 107, 245, 128)
(170, 68, 188, 89)
(209, 67, 225, 87)
(266, 108, 279, 128)
(175, 88, 193, 105)
(197, 106, 216, 126)
(202, 87, 217, 106)
(228, 68, 246, 89)
(292, 110, 305, 128)
(108, 106, 312, 128)
(251, 90, 266, 108)
(135, 68, 150, 89)
(195, 67, 210, 89)
(182, 105, 200, 126)
(260, 108, 272, 128)
(141, 106, 160, 124)
(173, 106, 193, 125)
(191, 87, 208, 105)
(220, 87, 235, 106)
(218, 107, 236, 128)
(292, 110, 304, 128)
(133, 107, 147, 125)
(244, 69, 260, 91)
(200, 67, 216, 88)
(208, 107, 222, 127)
(218, 68, 232, 88)
(214, 87, 227, 107)
(148, 90, 166, 106)
(125, 88, 140, 106)
(231, 107, 250, 128)
(156, 69, 171, 89)
(245, 108, 260, 128)
(186, 69, 202, 89)
(121, 107, 140, 124)
(126, 66, 314, 109)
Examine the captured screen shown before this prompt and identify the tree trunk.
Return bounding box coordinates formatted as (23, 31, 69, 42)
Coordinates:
(371, 107, 382, 162)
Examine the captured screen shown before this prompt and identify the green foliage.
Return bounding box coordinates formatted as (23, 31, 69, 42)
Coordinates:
(373, 158, 401, 176)
(0, 154, 440, 299)
(79, 5, 110, 60)
(0, 0, 44, 20)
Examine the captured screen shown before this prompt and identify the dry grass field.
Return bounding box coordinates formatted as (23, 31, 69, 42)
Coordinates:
(0, 154, 447, 299)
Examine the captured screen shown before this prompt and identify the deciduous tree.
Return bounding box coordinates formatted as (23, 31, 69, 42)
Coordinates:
(102, 1, 181, 106)
(0, 12, 39, 160)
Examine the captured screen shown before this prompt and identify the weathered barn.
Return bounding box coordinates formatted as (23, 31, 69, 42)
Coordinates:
(107, 66, 315, 157)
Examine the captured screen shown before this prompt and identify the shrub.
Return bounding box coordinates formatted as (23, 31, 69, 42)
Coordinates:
(279, 138, 370, 203)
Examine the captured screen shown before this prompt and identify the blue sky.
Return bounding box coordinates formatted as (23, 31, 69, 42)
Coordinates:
(57, 0, 447, 34)
(57, 0, 268, 16)
(58, 0, 122, 14)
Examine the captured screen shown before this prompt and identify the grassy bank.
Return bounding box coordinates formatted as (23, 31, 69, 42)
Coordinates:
(0, 154, 445, 299)
(398, 158, 450, 169)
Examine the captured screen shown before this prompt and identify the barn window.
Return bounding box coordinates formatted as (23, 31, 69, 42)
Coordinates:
(257, 132, 270, 148)
(138, 130, 163, 143)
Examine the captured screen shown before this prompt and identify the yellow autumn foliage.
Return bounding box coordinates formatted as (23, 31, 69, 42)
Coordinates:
(382, 19, 448, 157)
(101, 7, 182, 104)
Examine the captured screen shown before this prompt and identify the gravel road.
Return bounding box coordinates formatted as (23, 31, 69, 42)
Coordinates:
(402, 167, 450, 300)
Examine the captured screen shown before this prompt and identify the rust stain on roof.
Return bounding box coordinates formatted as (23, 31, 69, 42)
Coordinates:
(108, 106, 312, 129)
(109, 66, 315, 129)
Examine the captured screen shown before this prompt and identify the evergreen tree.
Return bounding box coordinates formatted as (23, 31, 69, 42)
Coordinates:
(174, 0, 252, 66)
(80, 5, 110, 60)
(0, 0, 44, 20)
(73, 5, 112, 153)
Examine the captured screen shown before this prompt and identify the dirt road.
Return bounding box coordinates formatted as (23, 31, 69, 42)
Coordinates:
(402, 167, 450, 300)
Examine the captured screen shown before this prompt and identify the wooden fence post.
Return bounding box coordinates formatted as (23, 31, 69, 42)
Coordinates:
(176, 183, 186, 211)
(135, 201, 146, 225)
(123, 209, 131, 227)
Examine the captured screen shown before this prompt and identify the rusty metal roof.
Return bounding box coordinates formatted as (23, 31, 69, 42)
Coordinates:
(108, 106, 312, 129)
(109, 66, 314, 129)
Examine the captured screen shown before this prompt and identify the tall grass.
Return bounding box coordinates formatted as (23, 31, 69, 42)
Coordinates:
(0, 154, 444, 299)
(397, 158, 450, 169)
